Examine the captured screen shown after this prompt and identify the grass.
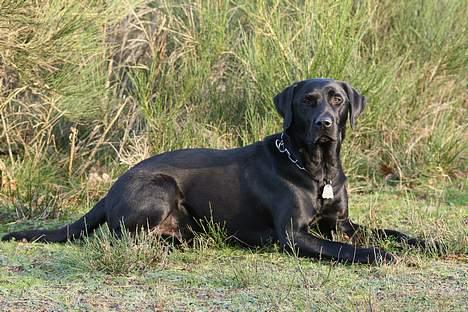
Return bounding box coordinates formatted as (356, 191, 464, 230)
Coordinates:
(1, 191, 467, 311)
(81, 224, 172, 275)
(0, 0, 467, 310)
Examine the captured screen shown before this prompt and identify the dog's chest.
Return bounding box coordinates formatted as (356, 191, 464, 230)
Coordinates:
(300, 184, 340, 221)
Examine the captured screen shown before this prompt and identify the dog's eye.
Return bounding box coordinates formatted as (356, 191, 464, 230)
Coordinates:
(330, 96, 343, 105)
(304, 95, 317, 105)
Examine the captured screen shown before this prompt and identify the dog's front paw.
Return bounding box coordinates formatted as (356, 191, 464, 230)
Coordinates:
(406, 238, 446, 255)
(374, 248, 397, 264)
(354, 247, 396, 265)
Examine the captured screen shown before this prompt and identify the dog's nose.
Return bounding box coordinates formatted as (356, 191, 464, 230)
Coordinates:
(315, 118, 333, 128)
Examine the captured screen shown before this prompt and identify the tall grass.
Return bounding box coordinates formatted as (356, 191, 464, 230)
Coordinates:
(0, 0, 466, 217)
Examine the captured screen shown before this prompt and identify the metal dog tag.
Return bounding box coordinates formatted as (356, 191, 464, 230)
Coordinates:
(322, 182, 334, 199)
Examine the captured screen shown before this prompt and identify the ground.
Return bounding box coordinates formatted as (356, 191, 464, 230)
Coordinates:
(0, 189, 466, 311)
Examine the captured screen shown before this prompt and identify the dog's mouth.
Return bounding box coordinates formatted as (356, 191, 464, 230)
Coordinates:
(304, 135, 337, 146)
(314, 135, 337, 144)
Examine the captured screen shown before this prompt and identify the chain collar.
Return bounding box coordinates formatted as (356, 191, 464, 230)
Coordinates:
(274, 133, 335, 199)
(275, 132, 306, 171)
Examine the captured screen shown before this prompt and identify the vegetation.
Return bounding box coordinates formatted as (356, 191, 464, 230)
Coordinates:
(1, 191, 467, 310)
(0, 0, 466, 310)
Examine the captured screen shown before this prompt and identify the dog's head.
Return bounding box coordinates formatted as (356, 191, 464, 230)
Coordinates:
(274, 78, 366, 145)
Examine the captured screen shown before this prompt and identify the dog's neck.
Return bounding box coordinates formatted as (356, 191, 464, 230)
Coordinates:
(283, 131, 341, 183)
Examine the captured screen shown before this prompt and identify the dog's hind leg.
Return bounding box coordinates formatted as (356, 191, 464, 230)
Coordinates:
(105, 173, 192, 242)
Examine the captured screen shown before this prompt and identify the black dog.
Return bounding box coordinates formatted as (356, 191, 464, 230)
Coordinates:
(2, 78, 429, 264)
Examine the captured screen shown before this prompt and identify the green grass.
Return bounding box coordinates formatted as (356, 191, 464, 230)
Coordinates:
(0, 0, 467, 310)
(1, 191, 467, 311)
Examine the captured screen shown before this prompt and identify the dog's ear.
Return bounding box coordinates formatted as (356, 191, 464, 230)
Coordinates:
(274, 83, 297, 130)
(340, 81, 366, 129)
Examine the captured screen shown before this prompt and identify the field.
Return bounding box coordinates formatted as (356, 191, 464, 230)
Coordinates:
(1, 189, 467, 311)
(0, 0, 467, 311)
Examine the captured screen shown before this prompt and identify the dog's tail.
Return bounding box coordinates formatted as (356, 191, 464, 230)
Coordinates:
(2, 197, 107, 243)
